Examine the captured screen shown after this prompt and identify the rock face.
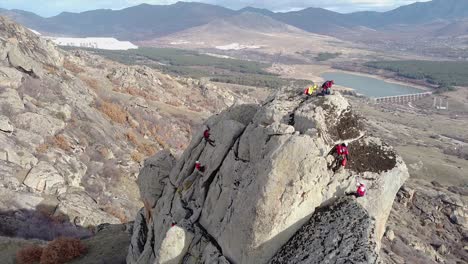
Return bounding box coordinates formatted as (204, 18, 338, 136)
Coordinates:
(23, 161, 66, 195)
(127, 89, 409, 264)
(270, 197, 379, 264)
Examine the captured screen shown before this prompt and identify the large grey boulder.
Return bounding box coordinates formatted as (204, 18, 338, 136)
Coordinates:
(0, 66, 23, 88)
(0, 88, 24, 114)
(270, 197, 379, 264)
(137, 150, 176, 210)
(23, 161, 66, 195)
(127, 89, 409, 263)
(0, 115, 13, 133)
(54, 189, 121, 227)
(0, 133, 38, 169)
(0, 16, 63, 77)
(15, 112, 65, 137)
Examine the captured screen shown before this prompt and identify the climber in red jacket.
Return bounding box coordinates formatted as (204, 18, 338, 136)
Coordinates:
(203, 127, 216, 147)
(319, 80, 334, 96)
(328, 142, 349, 172)
(195, 161, 205, 172)
(346, 183, 366, 198)
(356, 183, 366, 197)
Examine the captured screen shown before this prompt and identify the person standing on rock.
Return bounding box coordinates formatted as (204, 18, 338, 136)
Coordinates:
(319, 80, 334, 96)
(203, 127, 216, 147)
(329, 142, 349, 172)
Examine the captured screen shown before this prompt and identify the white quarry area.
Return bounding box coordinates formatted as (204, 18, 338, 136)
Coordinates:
(215, 42, 262, 50)
(45, 37, 138, 50)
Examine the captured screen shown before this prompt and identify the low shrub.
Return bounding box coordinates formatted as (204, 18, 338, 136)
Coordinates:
(16, 245, 43, 264)
(63, 60, 84, 74)
(39, 237, 87, 264)
(53, 135, 71, 152)
(97, 100, 127, 124)
(81, 77, 100, 91)
(131, 151, 144, 163)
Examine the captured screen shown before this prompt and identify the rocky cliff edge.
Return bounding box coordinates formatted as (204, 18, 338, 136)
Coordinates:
(127, 89, 409, 264)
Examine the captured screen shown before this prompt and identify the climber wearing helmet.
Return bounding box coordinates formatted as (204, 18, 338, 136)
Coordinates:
(356, 183, 366, 197)
(203, 126, 216, 147)
(318, 80, 334, 96)
(346, 183, 367, 198)
(328, 142, 349, 172)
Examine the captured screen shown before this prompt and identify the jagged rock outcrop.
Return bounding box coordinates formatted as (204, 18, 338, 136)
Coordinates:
(270, 197, 379, 264)
(127, 89, 409, 264)
(0, 16, 63, 78)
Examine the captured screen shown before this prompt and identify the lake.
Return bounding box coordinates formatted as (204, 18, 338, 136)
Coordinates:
(321, 72, 424, 97)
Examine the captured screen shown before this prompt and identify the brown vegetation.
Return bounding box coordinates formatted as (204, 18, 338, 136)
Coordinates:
(81, 77, 100, 91)
(103, 206, 128, 223)
(137, 142, 158, 156)
(63, 60, 84, 74)
(53, 135, 72, 152)
(36, 144, 50, 154)
(98, 100, 127, 124)
(16, 245, 43, 264)
(40, 237, 87, 264)
(125, 131, 139, 145)
(16, 237, 87, 264)
(43, 64, 59, 75)
(131, 151, 144, 163)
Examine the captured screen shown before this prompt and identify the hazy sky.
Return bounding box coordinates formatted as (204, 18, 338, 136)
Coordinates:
(0, 0, 431, 17)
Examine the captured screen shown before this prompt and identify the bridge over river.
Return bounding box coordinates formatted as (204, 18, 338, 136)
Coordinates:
(372, 92, 433, 104)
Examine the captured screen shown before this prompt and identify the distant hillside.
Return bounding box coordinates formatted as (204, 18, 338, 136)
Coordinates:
(200, 12, 302, 34)
(0, 2, 235, 40)
(1, 0, 468, 40)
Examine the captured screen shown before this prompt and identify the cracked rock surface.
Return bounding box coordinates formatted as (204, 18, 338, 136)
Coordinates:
(269, 197, 379, 264)
(127, 89, 409, 264)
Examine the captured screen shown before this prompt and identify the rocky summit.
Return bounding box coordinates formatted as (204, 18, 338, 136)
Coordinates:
(127, 89, 409, 264)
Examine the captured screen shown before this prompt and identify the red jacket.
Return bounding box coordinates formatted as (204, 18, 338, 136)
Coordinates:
(322, 81, 334, 90)
(357, 185, 366, 197)
(336, 145, 349, 156)
(203, 129, 210, 139)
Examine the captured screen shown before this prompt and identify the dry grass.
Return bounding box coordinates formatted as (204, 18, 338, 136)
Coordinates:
(36, 144, 50, 154)
(125, 131, 139, 145)
(125, 87, 158, 101)
(131, 151, 144, 163)
(16, 237, 87, 264)
(53, 135, 72, 152)
(98, 147, 110, 158)
(40, 237, 87, 264)
(43, 64, 59, 75)
(103, 206, 128, 223)
(81, 77, 100, 91)
(63, 60, 84, 74)
(16, 245, 43, 264)
(137, 142, 158, 156)
(166, 100, 182, 107)
(98, 100, 127, 124)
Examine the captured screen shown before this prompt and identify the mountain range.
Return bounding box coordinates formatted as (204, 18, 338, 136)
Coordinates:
(1, 0, 468, 41)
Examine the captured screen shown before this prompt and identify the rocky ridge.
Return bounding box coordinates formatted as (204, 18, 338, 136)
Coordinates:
(127, 89, 409, 263)
(0, 16, 257, 246)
